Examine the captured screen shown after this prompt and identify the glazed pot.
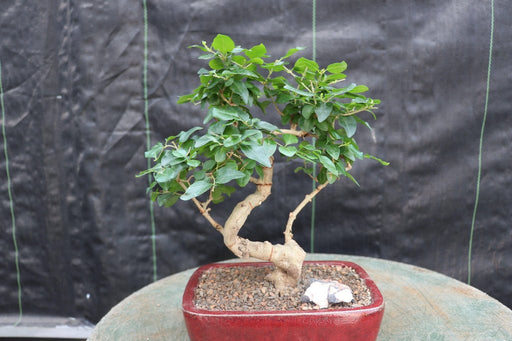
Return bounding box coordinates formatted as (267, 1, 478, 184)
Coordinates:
(182, 260, 384, 341)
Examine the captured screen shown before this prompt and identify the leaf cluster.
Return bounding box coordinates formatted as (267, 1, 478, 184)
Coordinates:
(138, 34, 387, 207)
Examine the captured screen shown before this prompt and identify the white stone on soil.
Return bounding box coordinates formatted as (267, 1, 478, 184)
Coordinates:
(301, 280, 353, 309)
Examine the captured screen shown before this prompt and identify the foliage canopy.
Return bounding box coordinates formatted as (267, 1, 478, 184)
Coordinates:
(139, 34, 387, 208)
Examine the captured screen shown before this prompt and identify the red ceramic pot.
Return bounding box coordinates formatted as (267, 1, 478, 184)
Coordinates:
(182, 260, 384, 341)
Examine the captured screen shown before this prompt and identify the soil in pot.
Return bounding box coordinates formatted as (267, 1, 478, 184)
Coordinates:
(194, 263, 372, 311)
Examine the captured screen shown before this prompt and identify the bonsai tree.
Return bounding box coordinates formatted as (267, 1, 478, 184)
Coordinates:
(139, 34, 387, 290)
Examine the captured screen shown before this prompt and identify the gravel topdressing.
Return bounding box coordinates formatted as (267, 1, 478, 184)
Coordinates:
(194, 263, 373, 311)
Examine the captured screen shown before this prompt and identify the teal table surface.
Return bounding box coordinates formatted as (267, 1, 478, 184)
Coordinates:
(88, 254, 512, 341)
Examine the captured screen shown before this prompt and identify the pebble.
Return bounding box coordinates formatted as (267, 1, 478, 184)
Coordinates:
(302, 280, 354, 308)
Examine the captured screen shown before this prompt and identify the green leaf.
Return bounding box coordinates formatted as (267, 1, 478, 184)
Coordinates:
(223, 67, 260, 79)
(262, 61, 285, 72)
(316, 120, 329, 131)
(177, 93, 195, 104)
(270, 76, 286, 87)
(198, 53, 216, 60)
(249, 57, 264, 65)
(194, 170, 206, 180)
(150, 191, 159, 202)
(326, 172, 338, 184)
(332, 83, 356, 97)
(223, 135, 242, 147)
(299, 116, 314, 132)
(137, 166, 158, 177)
(294, 57, 319, 73)
(165, 135, 178, 143)
(211, 106, 239, 121)
(202, 159, 216, 171)
(351, 97, 368, 104)
(255, 165, 264, 178)
(282, 134, 299, 145)
(355, 116, 373, 131)
(283, 84, 314, 97)
(241, 139, 276, 167)
(242, 129, 263, 141)
(224, 125, 240, 136)
(179, 126, 203, 143)
(278, 145, 297, 157)
(339, 116, 357, 137)
(186, 159, 201, 167)
(326, 61, 347, 74)
(294, 166, 313, 175)
(276, 93, 294, 104)
(242, 159, 257, 170)
(188, 43, 209, 52)
(208, 120, 228, 134)
(232, 55, 247, 65)
(325, 73, 347, 84)
(172, 148, 188, 158)
(212, 34, 235, 54)
(317, 167, 328, 184)
(203, 106, 215, 124)
(343, 147, 355, 161)
(345, 172, 360, 187)
(236, 171, 252, 187)
(154, 166, 181, 184)
(253, 119, 278, 132)
(302, 105, 315, 119)
(161, 150, 182, 166)
(181, 179, 212, 200)
(316, 103, 333, 122)
(283, 47, 305, 59)
(214, 148, 227, 163)
(211, 184, 236, 204)
(209, 58, 224, 70)
(364, 154, 390, 166)
(194, 134, 218, 148)
(299, 141, 318, 152)
(244, 43, 267, 58)
(157, 193, 180, 208)
(326, 144, 340, 160)
(167, 179, 184, 193)
(350, 85, 369, 93)
(318, 155, 338, 175)
(145, 142, 164, 159)
(348, 143, 364, 160)
(214, 165, 246, 184)
(231, 81, 250, 104)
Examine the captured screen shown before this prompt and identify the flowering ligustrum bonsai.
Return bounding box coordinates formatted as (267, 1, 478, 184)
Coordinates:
(139, 34, 387, 290)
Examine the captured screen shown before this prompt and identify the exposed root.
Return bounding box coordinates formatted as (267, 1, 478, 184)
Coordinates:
(265, 239, 306, 290)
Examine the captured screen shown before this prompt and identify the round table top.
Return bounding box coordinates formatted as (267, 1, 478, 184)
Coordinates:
(88, 254, 512, 340)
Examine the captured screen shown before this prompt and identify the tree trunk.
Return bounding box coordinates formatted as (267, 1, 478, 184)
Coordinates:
(222, 164, 306, 290)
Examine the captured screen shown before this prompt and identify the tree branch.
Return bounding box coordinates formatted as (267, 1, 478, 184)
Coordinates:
(220, 88, 236, 107)
(339, 106, 376, 117)
(177, 179, 224, 233)
(223, 164, 274, 253)
(284, 181, 329, 242)
(273, 129, 315, 138)
(270, 97, 284, 117)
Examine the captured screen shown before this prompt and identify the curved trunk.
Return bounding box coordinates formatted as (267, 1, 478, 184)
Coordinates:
(222, 164, 306, 290)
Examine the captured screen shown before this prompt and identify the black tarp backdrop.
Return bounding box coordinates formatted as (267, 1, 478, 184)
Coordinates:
(1, 0, 510, 325)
